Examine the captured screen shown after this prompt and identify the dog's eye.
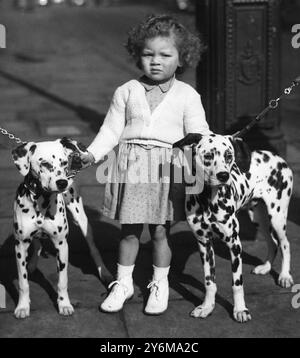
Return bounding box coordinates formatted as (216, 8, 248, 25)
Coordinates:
(204, 153, 214, 161)
(41, 161, 53, 170)
(224, 151, 233, 163)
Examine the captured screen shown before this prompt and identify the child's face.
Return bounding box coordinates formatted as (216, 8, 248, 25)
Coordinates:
(140, 36, 181, 82)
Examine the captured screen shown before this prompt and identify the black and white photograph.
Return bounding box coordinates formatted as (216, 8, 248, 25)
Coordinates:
(0, 0, 300, 340)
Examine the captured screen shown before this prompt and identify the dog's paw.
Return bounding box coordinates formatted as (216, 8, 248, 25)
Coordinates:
(58, 297, 74, 316)
(58, 302, 74, 316)
(14, 305, 30, 319)
(233, 308, 251, 323)
(278, 273, 294, 288)
(251, 261, 271, 275)
(190, 304, 215, 318)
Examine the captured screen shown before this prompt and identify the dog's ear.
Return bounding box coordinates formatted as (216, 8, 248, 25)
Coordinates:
(60, 137, 78, 153)
(229, 137, 251, 173)
(12, 142, 36, 176)
(183, 144, 205, 195)
(60, 137, 88, 154)
(173, 133, 203, 151)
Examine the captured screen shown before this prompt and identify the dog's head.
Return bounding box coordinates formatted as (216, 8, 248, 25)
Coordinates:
(173, 133, 251, 187)
(12, 137, 87, 193)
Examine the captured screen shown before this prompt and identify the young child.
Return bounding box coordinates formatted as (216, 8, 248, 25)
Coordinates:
(80, 14, 211, 315)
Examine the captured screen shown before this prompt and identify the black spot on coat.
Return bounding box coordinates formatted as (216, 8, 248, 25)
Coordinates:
(232, 257, 240, 273)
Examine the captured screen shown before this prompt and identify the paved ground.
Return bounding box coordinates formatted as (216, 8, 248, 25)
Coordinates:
(0, 1, 300, 338)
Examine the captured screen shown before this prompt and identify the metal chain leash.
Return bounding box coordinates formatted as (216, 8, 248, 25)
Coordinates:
(233, 76, 300, 138)
(0, 126, 26, 145)
(268, 78, 300, 109)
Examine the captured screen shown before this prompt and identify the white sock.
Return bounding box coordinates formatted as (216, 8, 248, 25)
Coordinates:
(117, 263, 134, 281)
(152, 265, 170, 281)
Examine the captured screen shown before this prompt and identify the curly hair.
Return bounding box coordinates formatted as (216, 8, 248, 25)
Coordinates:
(125, 14, 205, 74)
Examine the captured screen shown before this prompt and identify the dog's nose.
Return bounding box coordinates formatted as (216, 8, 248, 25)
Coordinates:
(56, 179, 68, 190)
(216, 171, 229, 183)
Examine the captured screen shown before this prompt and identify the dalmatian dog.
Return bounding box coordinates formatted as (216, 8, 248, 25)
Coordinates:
(173, 133, 294, 323)
(12, 138, 112, 319)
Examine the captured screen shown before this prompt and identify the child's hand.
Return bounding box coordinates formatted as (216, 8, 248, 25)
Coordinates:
(80, 151, 95, 169)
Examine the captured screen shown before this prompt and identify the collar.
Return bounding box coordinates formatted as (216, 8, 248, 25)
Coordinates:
(139, 75, 175, 93)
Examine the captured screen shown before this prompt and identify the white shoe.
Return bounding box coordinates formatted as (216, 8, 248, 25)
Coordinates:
(144, 278, 169, 315)
(100, 279, 134, 313)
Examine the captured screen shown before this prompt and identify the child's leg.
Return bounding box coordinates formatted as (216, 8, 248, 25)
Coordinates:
(145, 222, 171, 315)
(100, 224, 143, 313)
(119, 224, 143, 266)
(149, 223, 171, 267)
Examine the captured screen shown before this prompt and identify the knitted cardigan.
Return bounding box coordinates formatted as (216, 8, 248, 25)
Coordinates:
(88, 78, 211, 163)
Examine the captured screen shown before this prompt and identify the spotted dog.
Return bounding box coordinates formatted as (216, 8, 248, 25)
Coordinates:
(12, 138, 111, 319)
(173, 133, 293, 323)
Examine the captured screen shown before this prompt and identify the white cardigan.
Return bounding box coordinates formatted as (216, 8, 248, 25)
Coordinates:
(88, 78, 211, 163)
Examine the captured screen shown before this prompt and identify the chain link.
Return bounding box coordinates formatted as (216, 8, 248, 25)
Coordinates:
(269, 80, 300, 109)
(269, 98, 280, 109)
(0, 127, 26, 145)
(284, 80, 299, 95)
